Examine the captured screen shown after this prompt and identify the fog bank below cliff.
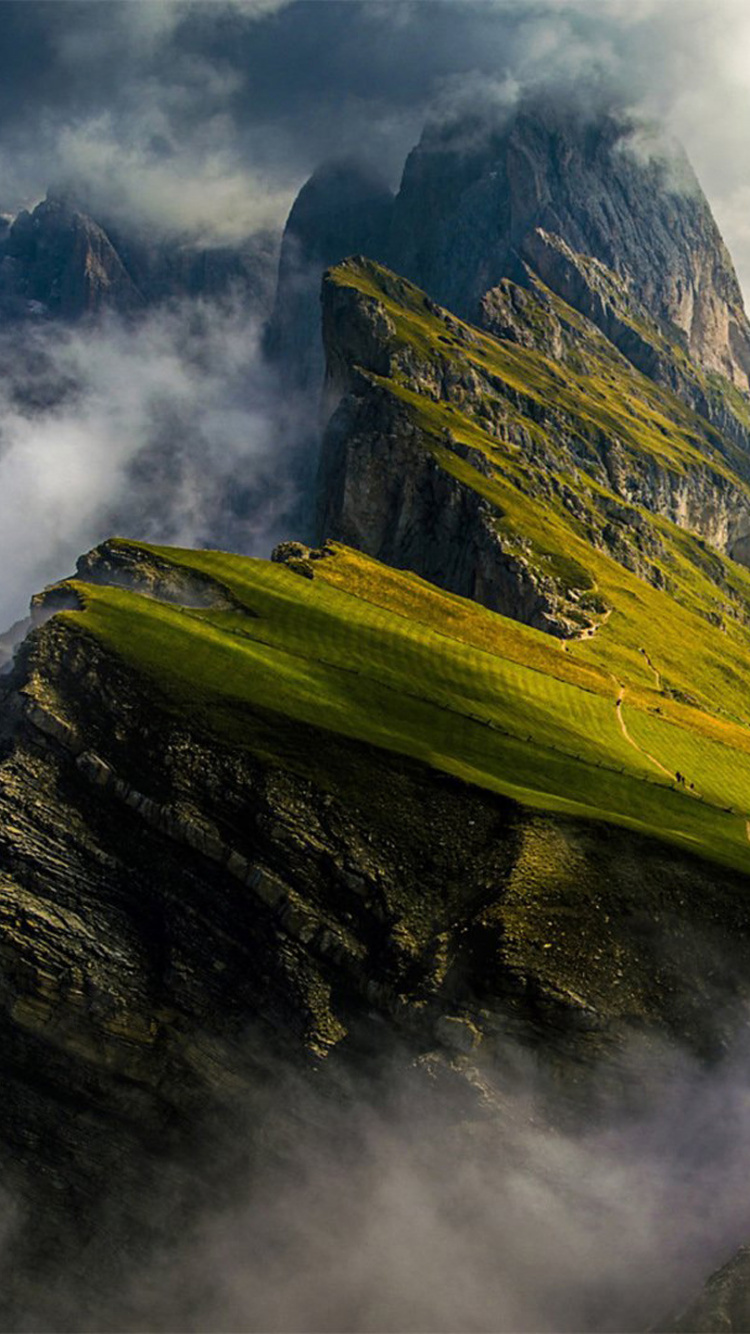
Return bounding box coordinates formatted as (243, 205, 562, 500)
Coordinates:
(0, 298, 303, 628)
(18, 1032, 750, 1333)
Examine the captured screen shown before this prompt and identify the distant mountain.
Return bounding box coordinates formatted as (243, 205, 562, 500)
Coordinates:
(0, 189, 280, 322)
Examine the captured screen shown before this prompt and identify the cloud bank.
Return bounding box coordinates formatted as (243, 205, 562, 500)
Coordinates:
(0, 299, 301, 627)
(1, 1, 750, 281)
(15, 1028, 750, 1332)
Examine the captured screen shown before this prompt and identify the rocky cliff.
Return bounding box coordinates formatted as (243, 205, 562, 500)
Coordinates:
(8, 97, 750, 1331)
(318, 257, 750, 640)
(390, 97, 750, 392)
(1, 193, 143, 320)
(661, 1248, 750, 1332)
(266, 159, 393, 392)
(5, 537, 750, 1323)
(273, 99, 750, 456)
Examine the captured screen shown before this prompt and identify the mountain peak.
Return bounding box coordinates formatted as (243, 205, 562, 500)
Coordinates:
(390, 97, 750, 390)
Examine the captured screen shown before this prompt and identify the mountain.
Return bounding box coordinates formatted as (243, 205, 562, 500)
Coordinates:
(275, 98, 750, 454)
(390, 99, 750, 391)
(6, 99, 750, 1326)
(319, 256, 750, 629)
(5, 536, 750, 1322)
(0, 190, 279, 322)
(1, 192, 143, 319)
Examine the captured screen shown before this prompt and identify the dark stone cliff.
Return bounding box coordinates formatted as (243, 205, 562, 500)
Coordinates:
(318, 259, 750, 635)
(272, 99, 750, 431)
(266, 159, 394, 392)
(2, 542, 750, 1322)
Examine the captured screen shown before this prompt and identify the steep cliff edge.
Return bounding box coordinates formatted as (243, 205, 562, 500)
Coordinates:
(661, 1248, 750, 1332)
(6, 538, 750, 1321)
(266, 160, 393, 391)
(510, 227, 750, 455)
(2, 193, 143, 319)
(272, 100, 750, 453)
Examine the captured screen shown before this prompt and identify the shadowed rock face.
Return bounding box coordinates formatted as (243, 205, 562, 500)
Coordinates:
(317, 259, 750, 635)
(390, 98, 750, 390)
(266, 158, 394, 392)
(271, 100, 750, 445)
(6, 543, 750, 1321)
(659, 1246, 750, 1332)
(1, 193, 143, 319)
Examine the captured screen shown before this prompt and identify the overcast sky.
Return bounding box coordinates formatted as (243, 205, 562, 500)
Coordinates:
(0, 0, 750, 294)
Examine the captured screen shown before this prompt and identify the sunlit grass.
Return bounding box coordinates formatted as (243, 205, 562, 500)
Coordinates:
(57, 539, 750, 877)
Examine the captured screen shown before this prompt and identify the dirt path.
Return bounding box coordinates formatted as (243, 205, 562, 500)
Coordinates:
(568, 607, 613, 645)
(614, 685, 675, 781)
(611, 679, 743, 826)
(639, 647, 662, 691)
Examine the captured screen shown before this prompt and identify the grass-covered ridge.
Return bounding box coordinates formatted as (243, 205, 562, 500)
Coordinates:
(325, 257, 750, 725)
(51, 538, 750, 878)
(44, 262, 750, 883)
(329, 257, 745, 482)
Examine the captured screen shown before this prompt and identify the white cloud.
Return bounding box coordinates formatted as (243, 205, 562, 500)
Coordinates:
(0, 297, 302, 626)
(49, 111, 295, 240)
(24, 1026, 750, 1330)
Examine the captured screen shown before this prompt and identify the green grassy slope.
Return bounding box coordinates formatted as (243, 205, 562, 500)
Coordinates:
(325, 259, 750, 724)
(51, 538, 750, 879)
(40, 257, 750, 887)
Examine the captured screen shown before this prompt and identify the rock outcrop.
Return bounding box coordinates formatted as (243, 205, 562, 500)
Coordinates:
(513, 227, 750, 454)
(4, 540, 750, 1323)
(659, 1247, 750, 1332)
(390, 97, 750, 391)
(1, 192, 143, 320)
(272, 99, 750, 446)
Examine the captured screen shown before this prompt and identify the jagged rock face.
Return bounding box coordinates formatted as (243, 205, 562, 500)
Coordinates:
(1, 194, 143, 319)
(319, 276, 577, 635)
(0, 191, 279, 323)
(100, 217, 280, 317)
(271, 101, 750, 436)
(318, 261, 750, 635)
(512, 229, 750, 456)
(389, 99, 750, 390)
(319, 379, 573, 634)
(266, 159, 394, 391)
